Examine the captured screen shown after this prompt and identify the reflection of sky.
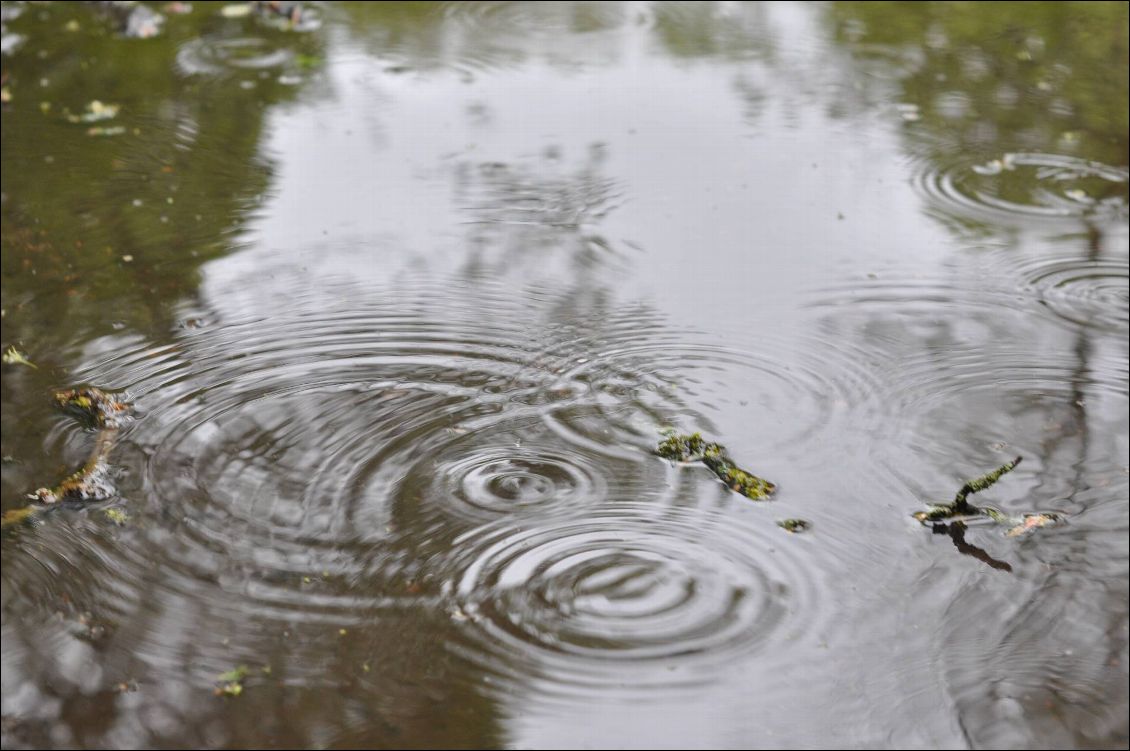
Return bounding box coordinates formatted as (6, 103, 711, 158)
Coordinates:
(189, 2, 1126, 747)
(203, 1, 955, 329)
(194, 5, 941, 746)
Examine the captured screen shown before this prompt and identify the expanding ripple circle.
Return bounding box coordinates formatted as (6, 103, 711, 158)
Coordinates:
(437, 504, 823, 700)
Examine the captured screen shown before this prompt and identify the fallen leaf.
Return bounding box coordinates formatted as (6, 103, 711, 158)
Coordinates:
(1006, 513, 1060, 538)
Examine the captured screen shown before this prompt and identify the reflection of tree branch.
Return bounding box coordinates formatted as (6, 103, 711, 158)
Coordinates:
(1063, 221, 1100, 513)
(933, 522, 1013, 573)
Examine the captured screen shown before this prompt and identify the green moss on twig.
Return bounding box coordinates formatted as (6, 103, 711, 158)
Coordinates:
(214, 665, 248, 697)
(951, 456, 1022, 511)
(657, 431, 776, 501)
(777, 519, 810, 533)
(1, 505, 43, 529)
(3, 388, 131, 531)
(54, 387, 132, 429)
(913, 456, 1061, 536)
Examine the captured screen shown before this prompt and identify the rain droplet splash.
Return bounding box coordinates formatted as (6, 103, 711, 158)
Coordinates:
(911, 152, 1128, 225)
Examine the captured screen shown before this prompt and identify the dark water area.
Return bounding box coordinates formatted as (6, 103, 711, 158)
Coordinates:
(1, 2, 1127, 748)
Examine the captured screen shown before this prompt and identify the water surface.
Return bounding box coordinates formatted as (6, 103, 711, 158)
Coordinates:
(2, 2, 1127, 748)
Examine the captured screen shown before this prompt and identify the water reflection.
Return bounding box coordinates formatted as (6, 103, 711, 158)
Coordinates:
(2, 1, 1127, 749)
(819, 4, 1129, 749)
(339, 1, 630, 75)
(440, 502, 822, 701)
(935, 521, 1013, 573)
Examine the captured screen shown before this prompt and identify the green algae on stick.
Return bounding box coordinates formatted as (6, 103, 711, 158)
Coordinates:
(657, 431, 776, 501)
(1, 505, 43, 529)
(54, 386, 133, 429)
(29, 426, 118, 505)
(656, 431, 710, 462)
(701, 449, 776, 500)
(4, 388, 132, 531)
(214, 666, 248, 697)
(952, 456, 1022, 511)
(914, 456, 1024, 523)
(912, 456, 1061, 537)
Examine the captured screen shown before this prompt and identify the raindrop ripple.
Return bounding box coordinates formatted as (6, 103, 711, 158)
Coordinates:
(438, 503, 824, 701)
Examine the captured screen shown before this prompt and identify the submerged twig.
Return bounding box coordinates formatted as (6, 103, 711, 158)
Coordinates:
(913, 456, 1060, 537)
(28, 429, 117, 506)
(54, 387, 133, 429)
(2, 388, 130, 530)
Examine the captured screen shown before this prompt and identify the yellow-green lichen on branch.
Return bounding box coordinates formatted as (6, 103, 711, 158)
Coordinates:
(104, 507, 130, 526)
(913, 456, 1061, 537)
(655, 431, 709, 462)
(777, 519, 811, 533)
(951, 455, 1023, 511)
(214, 665, 248, 697)
(29, 455, 115, 506)
(2, 387, 131, 530)
(914, 456, 1022, 523)
(656, 431, 776, 500)
(3, 439, 117, 529)
(1, 505, 42, 528)
(54, 386, 133, 429)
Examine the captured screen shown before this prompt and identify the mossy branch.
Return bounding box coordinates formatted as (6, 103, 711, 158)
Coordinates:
(3, 388, 129, 530)
(952, 455, 1022, 511)
(657, 431, 776, 501)
(913, 456, 1060, 537)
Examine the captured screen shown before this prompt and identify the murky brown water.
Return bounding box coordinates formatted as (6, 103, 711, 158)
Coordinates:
(2, 2, 1127, 748)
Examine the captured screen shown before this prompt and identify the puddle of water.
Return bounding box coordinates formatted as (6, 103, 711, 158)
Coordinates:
(2, 2, 1127, 748)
